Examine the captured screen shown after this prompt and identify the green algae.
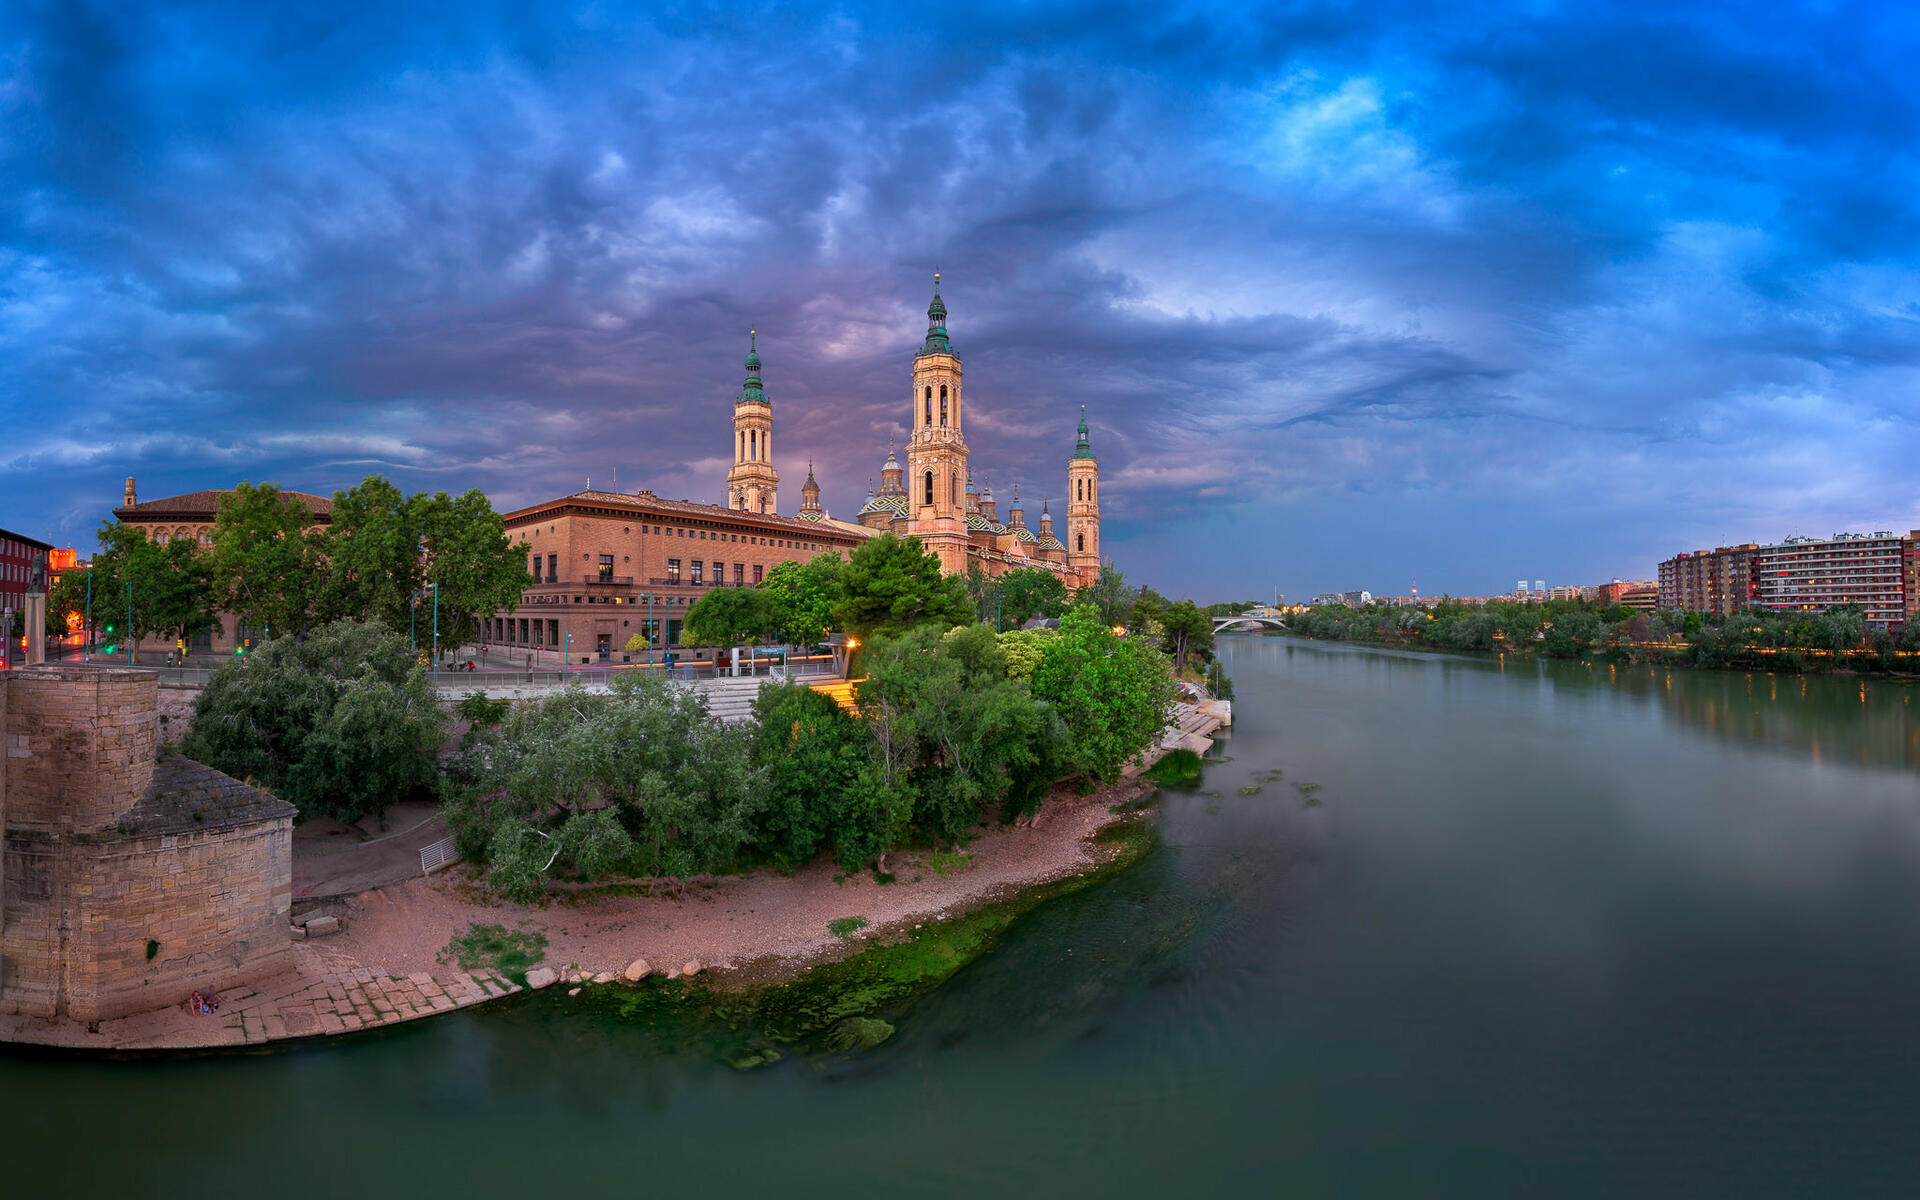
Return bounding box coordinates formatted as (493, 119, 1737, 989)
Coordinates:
(570, 815, 1159, 1062)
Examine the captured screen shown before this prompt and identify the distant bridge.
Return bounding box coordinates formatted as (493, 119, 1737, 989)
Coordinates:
(1213, 614, 1287, 632)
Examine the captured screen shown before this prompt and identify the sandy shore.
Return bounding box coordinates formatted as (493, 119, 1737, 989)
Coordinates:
(329, 773, 1154, 987)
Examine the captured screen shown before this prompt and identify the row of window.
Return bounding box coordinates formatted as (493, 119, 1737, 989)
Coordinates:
(523, 523, 826, 583)
(487, 616, 678, 650)
(662, 560, 761, 585)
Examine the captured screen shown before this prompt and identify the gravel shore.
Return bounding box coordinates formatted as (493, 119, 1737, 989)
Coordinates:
(332, 775, 1155, 987)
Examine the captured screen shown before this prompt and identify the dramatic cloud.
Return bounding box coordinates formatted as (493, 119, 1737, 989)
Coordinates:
(2, 0, 1916, 598)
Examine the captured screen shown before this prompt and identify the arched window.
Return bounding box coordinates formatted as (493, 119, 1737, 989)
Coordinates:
(1076, 479, 1083, 501)
(951, 472, 959, 505)
(750, 430, 757, 460)
(1077, 534, 1085, 552)
(924, 470, 935, 506)
(939, 384, 948, 426)
(739, 431, 745, 462)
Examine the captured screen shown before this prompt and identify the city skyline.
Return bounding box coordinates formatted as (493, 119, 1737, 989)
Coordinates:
(3, 3, 1916, 599)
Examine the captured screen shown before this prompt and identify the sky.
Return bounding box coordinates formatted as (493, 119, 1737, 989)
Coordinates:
(3, 1, 1917, 601)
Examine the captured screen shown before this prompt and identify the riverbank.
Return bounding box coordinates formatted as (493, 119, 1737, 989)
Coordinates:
(1, 702, 1222, 1054)
(1259, 628, 1920, 679)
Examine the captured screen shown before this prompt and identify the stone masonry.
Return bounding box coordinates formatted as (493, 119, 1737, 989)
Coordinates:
(1, 666, 296, 1023)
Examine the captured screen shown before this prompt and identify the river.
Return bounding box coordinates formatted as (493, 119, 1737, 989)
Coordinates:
(8, 636, 1920, 1196)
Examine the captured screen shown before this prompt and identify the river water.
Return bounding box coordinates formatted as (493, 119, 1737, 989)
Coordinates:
(9, 636, 1920, 1196)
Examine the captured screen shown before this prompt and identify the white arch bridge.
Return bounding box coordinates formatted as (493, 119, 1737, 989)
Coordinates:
(1213, 614, 1288, 632)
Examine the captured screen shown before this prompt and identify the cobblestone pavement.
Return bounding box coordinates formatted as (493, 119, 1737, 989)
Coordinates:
(0, 944, 522, 1051)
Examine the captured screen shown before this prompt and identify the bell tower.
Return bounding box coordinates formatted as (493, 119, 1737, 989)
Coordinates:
(1066, 405, 1100, 581)
(725, 331, 780, 513)
(905, 273, 971, 574)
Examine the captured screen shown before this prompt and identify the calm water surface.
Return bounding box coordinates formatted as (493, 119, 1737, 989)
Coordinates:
(9, 637, 1920, 1197)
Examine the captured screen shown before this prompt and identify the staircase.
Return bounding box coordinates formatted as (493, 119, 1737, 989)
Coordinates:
(682, 675, 767, 725)
(810, 678, 861, 714)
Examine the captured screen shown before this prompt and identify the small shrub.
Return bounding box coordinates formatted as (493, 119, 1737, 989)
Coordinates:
(145, 939, 160, 962)
(437, 923, 547, 986)
(828, 916, 869, 939)
(928, 850, 973, 879)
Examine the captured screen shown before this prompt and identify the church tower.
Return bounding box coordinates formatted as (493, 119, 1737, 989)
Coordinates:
(905, 273, 970, 573)
(799, 459, 823, 517)
(725, 331, 780, 513)
(1066, 405, 1100, 580)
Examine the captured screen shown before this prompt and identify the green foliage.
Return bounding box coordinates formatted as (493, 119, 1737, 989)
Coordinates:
(1158, 598, 1214, 669)
(964, 562, 999, 625)
(996, 566, 1069, 628)
(1145, 748, 1204, 787)
(748, 682, 873, 869)
(1029, 606, 1177, 782)
(1287, 596, 1913, 674)
(145, 939, 160, 962)
(207, 481, 324, 640)
(316, 478, 529, 647)
(997, 628, 1053, 681)
(833, 532, 971, 638)
(52, 522, 218, 660)
(927, 850, 973, 877)
(827, 916, 868, 939)
(182, 620, 443, 823)
(437, 923, 547, 986)
(683, 584, 778, 647)
(1073, 561, 1134, 629)
(447, 672, 760, 899)
(457, 691, 512, 730)
(1204, 657, 1235, 701)
(859, 625, 1069, 844)
(761, 553, 846, 646)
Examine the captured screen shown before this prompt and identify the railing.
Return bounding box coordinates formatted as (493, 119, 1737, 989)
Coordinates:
(584, 575, 634, 586)
(419, 836, 458, 876)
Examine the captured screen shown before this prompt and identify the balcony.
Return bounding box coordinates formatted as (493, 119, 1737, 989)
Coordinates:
(584, 575, 634, 586)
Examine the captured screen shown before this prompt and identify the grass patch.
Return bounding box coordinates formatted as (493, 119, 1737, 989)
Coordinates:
(828, 916, 869, 939)
(437, 923, 547, 987)
(928, 850, 974, 879)
(145, 939, 160, 962)
(1145, 748, 1205, 788)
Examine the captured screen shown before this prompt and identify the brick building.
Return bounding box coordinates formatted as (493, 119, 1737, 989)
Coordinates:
(1, 529, 53, 668)
(1751, 531, 1919, 631)
(1656, 544, 1760, 615)
(486, 488, 873, 664)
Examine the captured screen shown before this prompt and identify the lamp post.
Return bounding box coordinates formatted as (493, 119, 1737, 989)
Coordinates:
(125, 581, 133, 665)
(430, 582, 439, 685)
(85, 569, 92, 662)
(565, 631, 572, 671)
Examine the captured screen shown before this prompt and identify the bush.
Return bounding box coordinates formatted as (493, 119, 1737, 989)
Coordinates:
(182, 620, 443, 824)
(1029, 606, 1176, 781)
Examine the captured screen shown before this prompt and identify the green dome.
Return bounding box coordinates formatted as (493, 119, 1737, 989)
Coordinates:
(919, 272, 953, 356)
(736, 330, 767, 406)
(1072, 405, 1095, 462)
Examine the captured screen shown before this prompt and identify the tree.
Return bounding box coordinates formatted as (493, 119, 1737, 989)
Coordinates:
(997, 566, 1068, 628)
(964, 562, 999, 625)
(416, 487, 532, 647)
(1029, 605, 1175, 781)
(683, 585, 778, 648)
(207, 482, 324, 641)
(761, 553, 845, 646)
(50, 522, 216, 661)
(833, 532, 971, 638)
(748, 682, 874, 869)
(1074, 561, 1133, 629)
(447, 672, 761, 899)
(1159, 599, 1214, 670)
(997, 628, 1052, 681)
(182, 620, 443, 823)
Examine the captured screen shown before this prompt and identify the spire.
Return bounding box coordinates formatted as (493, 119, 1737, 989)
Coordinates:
(920, 271, 953, 356)
(804, 457, 819, 491)
(737, 330, 767, 405)
(800, 457, 822, 514)
(1072, 403, 1095, 461)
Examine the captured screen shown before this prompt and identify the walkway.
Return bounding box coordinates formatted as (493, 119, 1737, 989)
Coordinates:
(0, 945, 522, 1051)
(293, 814, 450, 900)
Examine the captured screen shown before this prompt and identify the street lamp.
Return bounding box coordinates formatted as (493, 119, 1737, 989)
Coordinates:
(125, 581, 133, 665)
(565, 631, 572, 670)
(84, 569, 92, 662)
(429, 582, 439, 685)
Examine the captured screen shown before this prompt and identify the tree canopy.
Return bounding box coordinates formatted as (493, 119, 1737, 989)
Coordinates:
(997, 566, 1069, 628)
(833, 532, 971, 637)
(759, 553, 845, 646)
(1029, 605, 1176, 781)
(182, 620, 444, 823)
(683, 585, 779, 647)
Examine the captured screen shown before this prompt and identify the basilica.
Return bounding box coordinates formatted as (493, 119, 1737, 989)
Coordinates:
(723, 275, 1102, 589)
